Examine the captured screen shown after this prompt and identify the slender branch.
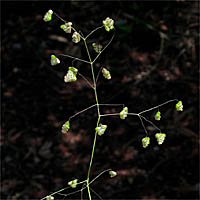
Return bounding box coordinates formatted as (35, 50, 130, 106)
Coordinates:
(78, 72, 94, 88)
(139, 99, 178, 115)
(53, 169, 110, 199)
(140, 115, 161, 133)
(58, 53, 90, 64)
(100, 113, 120, 117)
(96, 66, 103, 84)
(69, 104, 97, 121)
(89, 168, 111, 185)
(138, 114, 148, 136)
(54, 12, 66, 23)
(85, 25, 104, 40)
(99, 103, 124, 107)
(128, 113, 139, 116)
(92, 29, 116, 63)
(54, 12, 85, 40)
(90, 187, 103, 200)
(40, 180, 86, 200)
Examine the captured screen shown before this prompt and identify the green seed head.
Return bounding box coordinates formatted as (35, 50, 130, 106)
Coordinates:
(109, 170, 117, 178)
(142, 137, 150, 148)
(176, 101, 183, 111)
(43, 10, 53, 22)
(61, 121, 70, 134)
(155, 111, 161, 121)
(120, 107, 128, 120)
(155, 133, 166, 145)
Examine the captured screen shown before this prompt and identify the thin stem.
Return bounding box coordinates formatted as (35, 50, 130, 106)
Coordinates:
(54, 12, 85, 40)
(69, 104, 97, 121)
(128, 113, 139, 116)
(59, 53, 90, 64)
(140, 115, 162, 133)
(96, 66, 103, 84)
(139, 99, 178, 115)
(54, 12, 66, 23)
(90, 187, 103, 200)
(138, 114, 148, 136)
(100, 113, 120, 117)
(78, 72, 94, 88)
(92, 29, 116, 63)
(40, 180, 86, 200)
(85, 25, 104, 40)
(86, 116, 100, 200)
(89, 168, 111, 185)
(83, 37, 101, 200)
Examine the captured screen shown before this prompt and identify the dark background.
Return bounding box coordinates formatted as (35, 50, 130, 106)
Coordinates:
(2, 1, 199, 199)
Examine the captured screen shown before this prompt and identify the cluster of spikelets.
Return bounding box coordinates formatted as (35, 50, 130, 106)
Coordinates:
(142, 101, 183, 148)
(44, 9, 184, 149)
(44, 10, 113, 84)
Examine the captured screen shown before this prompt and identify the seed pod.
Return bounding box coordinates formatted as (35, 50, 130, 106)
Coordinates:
(109, 170, 117, 178)
(92, 43, 103, 53)
(176, 101, 183, 111)
(155, 111, 161, 121)
(120, 107, 128, 120)
(64, 67, 78, 83)
(95, 124, 107, 136)
(155, 133, 166, 145)
(102, 68, 111, 80)
(102, 17, 114, 32)
(43, 10, 53, 22)
(142, 137, 150, 148)
(60, 22, 72, 33)
(61, 121, 70, 134)
(50, 55, 60, 66)
(68, 179, 78, 188)
(72, 32, 81, 43)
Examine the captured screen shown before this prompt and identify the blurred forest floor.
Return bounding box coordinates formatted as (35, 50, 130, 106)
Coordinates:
(2, 1, 199, 200)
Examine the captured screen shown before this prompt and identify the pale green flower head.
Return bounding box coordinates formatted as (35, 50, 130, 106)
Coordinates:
(155, 111, 161, 121)
(60, 22, 72, 33)
(46, 195, 54, 200)
(109, 170, 117, 178)
(43, 10, 53, 22)
(92, 43, 103, 53)
(142, 137, 150, 148)
(68, 179, 78, 188)
(102, 68, 111, 80)
(64, 67, 78, 83)
(103, 17, 114, 32)
(95, 124, 107, 136)
(120, 107, 128, 120)
(61, 121, 70, 134)
(72, 32, 81, 43)
(155, 133, 166, 145)
(176, 101, 183, 111)
(50, 55, 60, 66)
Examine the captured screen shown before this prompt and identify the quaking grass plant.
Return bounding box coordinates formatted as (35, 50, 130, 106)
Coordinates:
(42, 10, 184, 200)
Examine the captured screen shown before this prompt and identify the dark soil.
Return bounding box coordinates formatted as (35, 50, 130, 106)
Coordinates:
(2, 1, 199, 200)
